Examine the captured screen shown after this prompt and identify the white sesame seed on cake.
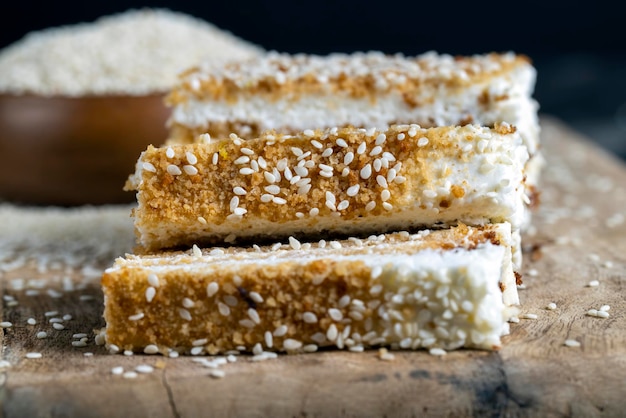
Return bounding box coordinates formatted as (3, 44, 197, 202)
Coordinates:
(101, 223, 519, 355)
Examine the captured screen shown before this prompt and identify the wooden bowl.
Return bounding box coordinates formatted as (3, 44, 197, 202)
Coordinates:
(0, 93, 171, 206)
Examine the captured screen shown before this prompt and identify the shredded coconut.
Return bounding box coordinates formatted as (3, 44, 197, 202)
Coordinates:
(0, 8, 263, 96)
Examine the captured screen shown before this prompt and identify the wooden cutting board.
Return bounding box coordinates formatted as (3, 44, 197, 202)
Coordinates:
(1, 116, 625, 418)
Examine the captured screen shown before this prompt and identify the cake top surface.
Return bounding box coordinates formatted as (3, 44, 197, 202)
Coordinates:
(168, 50, 533, 101)
(109, 222, 511, 271)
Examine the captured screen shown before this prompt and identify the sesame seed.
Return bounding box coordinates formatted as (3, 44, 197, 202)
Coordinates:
(587, 280, 600, 287)
(264, 171, 276, 183)
(36, 331, 47, 339)
(206, 282, 219, 297)
(249, 292, 263, 304)
(417, 137, 429, 147)
(369, 146, 383, 156)
(298, 184, 312, 195)
(546, 302, 557, 310)
(136, 364, 154, 374)
(303, 129, 315, 137)
(338, 295, 351, 308)
(344, 152, 354, 165)
(322, 148, 333, 158)
(239, 167, 254, 175)
(179, 308, 192, 321)
(330, 241, 342, 249)
(394, 176, 406, 184)
(273, 197, 287, 205)
(326, 324, 338, 341)
(218, 303, 230, 316)
(375, 134, 386, 145)
(341, 167, 350, 177)
(248, 308, 261, 324)
(337, 200, 349, 211)
(27, 318, 37, 325)
(382, 202, 393, 210)
(167, 165, 182, 176)
(360, 164, 372, 179)
(596, 310, 610, 318)
(212, 153, 219, 165)
(277, 158, 288, 171)
(369, 284, 383, 295)
(283, 339, 302, 351)
(600, 305, 610, 312)
(273, 325, 288, 337)
(373, 159, 382, 172)
(382, 152, 396, 162)
(0, 322, 12, 328)
(288, 236, 301, 250)
(376, 175, 388, 188)
(347, 184, 360, 196)
(304, 344, 319, 353)
(185, 151, 198, 164)
(310, 208, 319, 216)
(293, 166, 308, 177)
(53, 323, 65, 330)
(521, 313, 538, 320)
(357, 142, 367, 155)
(229, 196, 239, 212)
(111, 366, 124, 375)
(183, 165, 198, 175)
(129, 313, 144, 321)
(166, 147, 175, 158)
(291, 147, 304, 157)
(365, 201, 376, 211)
(210, 369, 226, 379)
(260, 194, 274, 203)
(144, 345, 159, 354)
(336, 138, 348, 148)
(429, 348, 447, 356)
(303, 312, 318, 323)
(233, 186, 247, 195)
(397, 133, 405, 140)
(265, 185, 281, 195)
(311, 139, 323, 149)
(319, 163, 333, 172)
(564, 339, 581, 347)
(328, 308, 343, 321)
(142, 162, 156, 172)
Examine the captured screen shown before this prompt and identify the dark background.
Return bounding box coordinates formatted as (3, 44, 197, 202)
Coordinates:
(2, 1, 625, 161)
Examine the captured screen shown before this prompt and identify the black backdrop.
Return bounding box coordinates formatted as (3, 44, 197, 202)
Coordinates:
(2, 1, 625, 158)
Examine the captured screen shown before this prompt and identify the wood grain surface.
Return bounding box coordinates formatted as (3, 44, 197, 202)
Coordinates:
(1, 116, 625, 418)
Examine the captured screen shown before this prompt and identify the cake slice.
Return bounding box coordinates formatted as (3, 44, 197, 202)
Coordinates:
(101, 223, 519, 356)
(164, 50, 542, 193)
(125, 123, 529, 267)
(165, 51, 539, 154)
